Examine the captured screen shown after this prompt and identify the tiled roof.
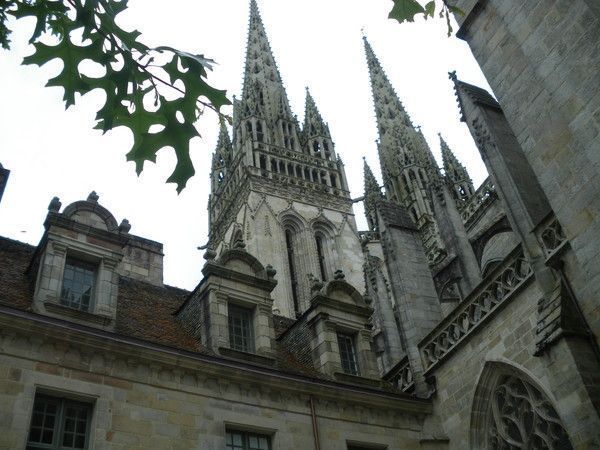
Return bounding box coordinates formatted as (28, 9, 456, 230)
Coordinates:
(0, 236, 396, 392)
(0, 237, 35, 311)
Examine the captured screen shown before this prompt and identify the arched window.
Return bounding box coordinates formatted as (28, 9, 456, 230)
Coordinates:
(285, 229, 300, 316)
(256, 121, 264, 142)
(315, 234, 327, 281)
(471, 363, 573, 450)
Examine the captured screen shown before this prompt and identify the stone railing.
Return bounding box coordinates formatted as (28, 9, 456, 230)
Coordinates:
(358, 230, 381, 242)
(535, 214, 568, 262)
(419, 248, 533, 371)
(388, 357, 414, 393)
(460, 177, 496, 227)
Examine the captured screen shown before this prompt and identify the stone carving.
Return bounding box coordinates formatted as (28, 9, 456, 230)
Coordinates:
(390, 357, 414, 393)
(420, 251, 533, 370)
(460, 177, 496, 227)
(536, 216, 567, 258)
(488, 374, 572, 450)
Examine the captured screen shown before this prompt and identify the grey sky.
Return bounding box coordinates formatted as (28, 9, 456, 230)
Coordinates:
(0, 0, 491, 290)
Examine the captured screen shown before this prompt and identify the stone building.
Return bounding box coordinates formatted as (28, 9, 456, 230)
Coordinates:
(0, 0, 599, 449)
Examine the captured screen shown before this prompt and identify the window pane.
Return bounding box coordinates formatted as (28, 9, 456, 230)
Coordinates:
(228, 305, 254, 353)
(60, 258, 96, 311)
(338, 333, 360, 376)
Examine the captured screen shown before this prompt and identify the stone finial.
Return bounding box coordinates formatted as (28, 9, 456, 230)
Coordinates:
(203, 246, 217, 261)
(265, 264, 277, 278)
(308, 273, 324, 293)
(334, 269, 345, 280)
(119, 218, 131, 234)
(87, 191, 99, 203)
(48, 196, 61, 213)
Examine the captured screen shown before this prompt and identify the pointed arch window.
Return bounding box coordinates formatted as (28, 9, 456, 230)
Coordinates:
(256, 121, 264, 142)
(471, 363, 573, 450)
(315, 234, 327, 281)
(285, 229, 300, 316)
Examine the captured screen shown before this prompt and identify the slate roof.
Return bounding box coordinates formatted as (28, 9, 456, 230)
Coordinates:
(0, 236, 401, 391)
(0, 237, 323, 378)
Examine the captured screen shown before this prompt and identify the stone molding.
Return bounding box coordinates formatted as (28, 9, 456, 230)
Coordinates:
(419, 247, 533, 372)
(0, 305, 432, 418)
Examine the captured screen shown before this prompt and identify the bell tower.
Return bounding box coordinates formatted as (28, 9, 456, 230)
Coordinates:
(208, 0, 363, 318)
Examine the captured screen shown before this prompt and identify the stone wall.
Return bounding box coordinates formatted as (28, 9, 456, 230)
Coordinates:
(426, 274, 600, 448)
(453, 0, 600, 344)
(118, 236, 164, 287)
(0, 312, 428, 450)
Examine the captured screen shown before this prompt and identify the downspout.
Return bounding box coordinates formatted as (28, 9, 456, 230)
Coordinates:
(309, 396, 321, 450)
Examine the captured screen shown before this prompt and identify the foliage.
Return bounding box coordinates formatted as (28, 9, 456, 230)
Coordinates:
(388, 0, 464, 36)
(0, 0, 230, 192)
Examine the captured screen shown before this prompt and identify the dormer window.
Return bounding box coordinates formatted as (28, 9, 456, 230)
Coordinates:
(337, 333, 360, 376)
(228, 304, 255, 353)
(60, 258, 96, 312)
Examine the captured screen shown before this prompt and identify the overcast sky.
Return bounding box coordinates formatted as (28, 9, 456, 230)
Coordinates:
(0, 0, 492, 290)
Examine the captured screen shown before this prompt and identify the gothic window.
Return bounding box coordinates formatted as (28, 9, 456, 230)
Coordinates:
(312, 169, 318, 182)
(226, 430, 271, 450)
(312, 140, 320, 156)
(472, 363, 573, 450)
(330, 173, 338, 189)
(27, 393, 92, 450)
(256, 121, 264, 142)
(282, 122, 294, 149)
(60, 258, 96, 312)
(315, 234, 327, 281)
(304, 167, 310, 180)
(287, 163, 294, 176)
(259, 154, 267, 171)
(337, 333, 359, 376)
(488, 375, 572, 449)
(285, 229, 300, 316)
(295, 166, 302, 178)
(271, 159, 278, 173)
(245, 121, 253, 138)
(279, 161, 285, 173)
(323, 141, 331, 159)
(228, 304, 254, 353)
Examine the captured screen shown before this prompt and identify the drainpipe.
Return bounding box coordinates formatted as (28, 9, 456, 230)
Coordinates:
(309, 396, 321, 450)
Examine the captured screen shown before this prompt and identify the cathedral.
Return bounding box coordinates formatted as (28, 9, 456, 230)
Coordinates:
(1, 0, 599, 449)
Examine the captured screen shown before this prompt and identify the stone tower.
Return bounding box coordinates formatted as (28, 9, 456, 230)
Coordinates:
(363, 36, 447, 265)
(208, 0, 364, 318)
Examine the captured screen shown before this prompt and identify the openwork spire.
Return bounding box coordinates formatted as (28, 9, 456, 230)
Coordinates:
(363, 36, 413, 135)
(439, 133, 474, 201)
(240, 0, 293, 122)
(303, 88, 330, 139)
(363, 158, 383, 231)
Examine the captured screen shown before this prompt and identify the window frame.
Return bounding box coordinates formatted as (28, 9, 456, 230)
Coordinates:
(59, 257, 98, 313)
(228, 304, 255, 353)
(337, 332, 360, 376)
(27, 393, 93, 450)
(226, 429, 272, 450)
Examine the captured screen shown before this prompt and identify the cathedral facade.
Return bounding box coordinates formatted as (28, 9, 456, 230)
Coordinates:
(1, 1, 599, 449)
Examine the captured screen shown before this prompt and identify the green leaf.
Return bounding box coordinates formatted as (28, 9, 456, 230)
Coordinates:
(424, 1, 435, 19)
(10, 0, 68, 43)
(23, 26, 108, 108)
(447, 5, 465, 16)
(388, 0, 425, 24)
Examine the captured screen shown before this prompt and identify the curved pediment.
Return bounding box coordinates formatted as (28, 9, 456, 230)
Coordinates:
(62, 192, 119, 232)
(218, 249, 268, 279)
(322, 279, 365, 306)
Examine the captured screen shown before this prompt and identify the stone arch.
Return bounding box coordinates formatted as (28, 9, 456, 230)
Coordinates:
(311, 217, 339, 282)
(62, 198, 119, 232)
(279, 210, 307, 315)
(470, 361, 573, 450)
(480, 231, 519, 277)
(440, 278, 462, 304)
(217, 249, 268, 279)
(323, 279, 366, 307)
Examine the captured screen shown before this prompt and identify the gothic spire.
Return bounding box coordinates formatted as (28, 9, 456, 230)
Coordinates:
(303, 88, 330, 139)
(240, 0, 293, 122)
(439, 133, 474, 201)
(363, 158, 383, 231)
(363, 35, 413, 135)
